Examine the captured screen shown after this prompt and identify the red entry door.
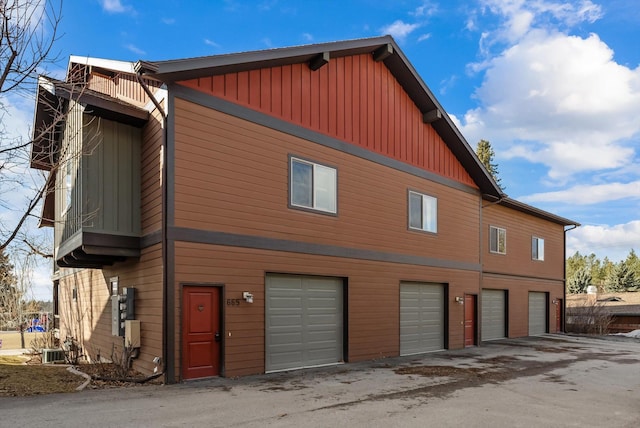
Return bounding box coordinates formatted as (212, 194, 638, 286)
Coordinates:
(182, 286, 221, 379)
(555, 299, 563, 333)
(464, 295, 476, 347)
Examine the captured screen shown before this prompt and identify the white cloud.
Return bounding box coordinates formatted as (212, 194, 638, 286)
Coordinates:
(567, 220, 640, 262)
(302, 33, 313, 42)
(521, 181, 640, 205)
(380, 20, 420, 41)
(459, 29, 640, 180)
(125, 44, 146, 55)
(412, 2, 438, 17)
(417, 33, 432, 42)
(101, 0, 132, 14)
(204, 39, 220, 48)
(478, 0, 603, 48)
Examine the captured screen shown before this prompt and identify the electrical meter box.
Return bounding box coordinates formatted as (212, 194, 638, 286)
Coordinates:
(111, 287, 136, 336)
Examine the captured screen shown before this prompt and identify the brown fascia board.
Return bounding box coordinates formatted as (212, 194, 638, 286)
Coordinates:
(141, 36, 503, 198)
(496, 197, 580, 227)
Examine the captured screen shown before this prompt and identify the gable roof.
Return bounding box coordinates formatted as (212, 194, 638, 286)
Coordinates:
(135, 36, 504, 200)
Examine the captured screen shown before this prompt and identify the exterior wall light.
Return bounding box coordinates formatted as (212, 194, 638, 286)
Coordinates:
(455, 296, 464, 305)
(242, 292, 254, 304)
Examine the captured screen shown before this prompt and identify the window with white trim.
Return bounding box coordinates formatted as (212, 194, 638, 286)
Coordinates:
(408, 191, 438, 233)
(532, 237, 544, 261)
(290, 157, 337, 214)
(489, 226, 506, 254)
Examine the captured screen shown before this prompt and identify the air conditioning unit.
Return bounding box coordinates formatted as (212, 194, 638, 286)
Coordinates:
(42, 348, 65, 364)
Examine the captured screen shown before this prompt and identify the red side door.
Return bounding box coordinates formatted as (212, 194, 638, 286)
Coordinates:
(464, 294, 476, 347)
(182, 286, 221, 379)
(555, 299, 563, 332)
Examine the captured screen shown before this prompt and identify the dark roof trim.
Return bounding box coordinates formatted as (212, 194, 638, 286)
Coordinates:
(140, 36, 503, 198)
(497, 197, 580, 226)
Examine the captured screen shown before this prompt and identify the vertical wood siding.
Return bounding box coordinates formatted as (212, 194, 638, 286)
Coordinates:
(87, 72, 162, 107)
(81, 117, 141, 235)
(57, 244, 163, 375)
(178, 54, 476, 187)
(55, 101, 84, 249)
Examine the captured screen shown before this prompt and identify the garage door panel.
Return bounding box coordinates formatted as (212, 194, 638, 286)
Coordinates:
(266, 275, 343, 372)
(529, 292, 547, 336)
(400, 282, 445, 355)
(482, 289, 506, 341)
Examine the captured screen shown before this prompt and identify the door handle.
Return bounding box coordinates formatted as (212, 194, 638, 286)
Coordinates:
(214, 331, 221, 343)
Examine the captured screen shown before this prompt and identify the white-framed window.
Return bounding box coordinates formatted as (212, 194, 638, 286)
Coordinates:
(290, 156, 337, 214)
(532, 237, 545, 261)
(489, 226, 506, 254)
(408, 191, 438, 233)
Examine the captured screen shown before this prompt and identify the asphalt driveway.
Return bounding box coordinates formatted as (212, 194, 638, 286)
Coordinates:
(2, 334, 639, 427)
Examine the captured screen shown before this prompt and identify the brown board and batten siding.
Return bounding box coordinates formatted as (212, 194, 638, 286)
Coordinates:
(178, 53, 476, 188)
(173, 242, 481, 378)
(172, 99, 481, 264)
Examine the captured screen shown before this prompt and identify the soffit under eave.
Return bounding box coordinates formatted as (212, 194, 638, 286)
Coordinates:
(53, 83, 150, 127)
(31, 81, 66, 171)
(39, 171, 56, 228)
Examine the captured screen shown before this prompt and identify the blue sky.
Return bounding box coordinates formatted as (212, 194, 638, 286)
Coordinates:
(2, 0, 639, 299)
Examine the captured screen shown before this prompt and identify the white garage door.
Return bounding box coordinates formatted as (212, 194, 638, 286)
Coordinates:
(528, 292, 547, 336)
(400, 282, 445, 355)
(265, 274, 343, 372)
(482, 289, 506, 341)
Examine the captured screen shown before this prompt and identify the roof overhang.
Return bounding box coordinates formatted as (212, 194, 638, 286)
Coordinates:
(496, 197, 580, 227)
(138, 36, 503, 198)
(30, 76, 149, 171)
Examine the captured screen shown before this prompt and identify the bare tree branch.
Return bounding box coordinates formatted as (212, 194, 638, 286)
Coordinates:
(22, 237, 52, 258)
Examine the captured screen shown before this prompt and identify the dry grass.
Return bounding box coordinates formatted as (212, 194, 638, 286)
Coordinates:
(0, 356, 85, 397)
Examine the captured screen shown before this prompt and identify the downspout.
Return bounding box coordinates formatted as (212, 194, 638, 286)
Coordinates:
(563, 224, 578, 333)
(134, 67, 168, 381)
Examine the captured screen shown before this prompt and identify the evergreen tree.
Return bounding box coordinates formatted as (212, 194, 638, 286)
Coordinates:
(0, 249, 19, 329)
(476, 139, 504, 190)
(623, 250, 640, 288)
(605, 263, 636, 292)
(567, 267, 591, 294)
